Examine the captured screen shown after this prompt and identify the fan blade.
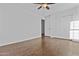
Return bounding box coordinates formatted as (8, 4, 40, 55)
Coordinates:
(34, 3, 41, 4)
(34, 3, 55, 5)
(38, 6, 42, 9)
(46, 6, 50, 10)
(34, 3, 42, 4)
(47, 3, 56, 4)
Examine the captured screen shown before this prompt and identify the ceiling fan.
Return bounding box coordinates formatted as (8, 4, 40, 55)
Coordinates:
(33, 3, 56, 37)
(34, 3, 55, 10)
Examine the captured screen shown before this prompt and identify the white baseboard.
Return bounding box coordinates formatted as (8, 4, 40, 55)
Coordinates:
(50, 36, 72, 41)
(51, 36, 79, 43)
(0, 35, 40, 47)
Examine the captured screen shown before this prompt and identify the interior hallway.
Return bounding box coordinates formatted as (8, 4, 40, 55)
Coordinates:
(0, 36, 79, 56)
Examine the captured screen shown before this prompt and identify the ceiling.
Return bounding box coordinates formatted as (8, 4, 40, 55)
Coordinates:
(51, 3, 79, 12)
(0, 3, 79, 17)
(32, 3, 79, 17)
(0, 3, 79, 12)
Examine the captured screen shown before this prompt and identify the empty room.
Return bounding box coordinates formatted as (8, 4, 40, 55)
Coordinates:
(0, 3, 79, 56)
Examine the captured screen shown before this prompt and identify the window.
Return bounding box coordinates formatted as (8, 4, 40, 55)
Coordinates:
(70, 21, 79, 39)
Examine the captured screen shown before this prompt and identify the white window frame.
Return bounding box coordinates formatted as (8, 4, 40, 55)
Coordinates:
(70, 21, 79, 40)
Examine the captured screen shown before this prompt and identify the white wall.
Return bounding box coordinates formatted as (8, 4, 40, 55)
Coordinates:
(1, 3, 79, 46)
(0, 4, 41, 46)
(50, 5, 79, 40)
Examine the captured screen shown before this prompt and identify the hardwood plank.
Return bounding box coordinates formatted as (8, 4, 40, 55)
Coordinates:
(0, 37, 43, 56)
(0, 36, 79, 56)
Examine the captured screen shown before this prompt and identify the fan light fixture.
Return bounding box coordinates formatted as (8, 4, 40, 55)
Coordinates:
(41, 3, 48, 8)
(34, 3, 55, 10)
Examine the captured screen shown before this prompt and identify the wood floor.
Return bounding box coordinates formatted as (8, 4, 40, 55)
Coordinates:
(0, 36, 79, 56)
